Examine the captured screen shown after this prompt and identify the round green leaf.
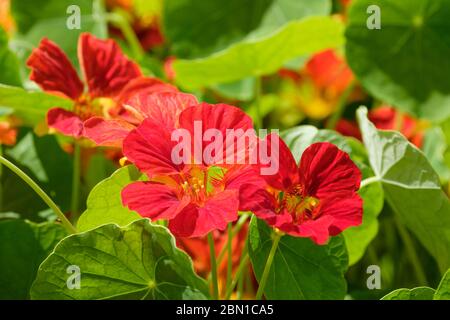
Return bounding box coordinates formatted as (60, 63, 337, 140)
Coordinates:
(346, 0, 450, 121)
(248, 216, 348, 300)
(357, 107, 450, 273)
(30, 219, 209, 300)
(434, 268, 450, 300)
(381, 287, 435, 300)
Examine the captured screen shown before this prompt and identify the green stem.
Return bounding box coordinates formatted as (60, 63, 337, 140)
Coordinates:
(326, 80, 356, 129)
(106, 12, 144, 59)
(0, 155, 77, 234)
(360, 176, 380, 189)
(225, 253, 249, 300)
(226, 223, 233, 293)
(254, 76, 262, 130)
(208, 232, 219, 300)
(209, 213, 249, 280)
(0, 145, 3, 211)
(394, 216, 428, 285)
(255, 231, 282, 300)
(70, 142, 81, 223)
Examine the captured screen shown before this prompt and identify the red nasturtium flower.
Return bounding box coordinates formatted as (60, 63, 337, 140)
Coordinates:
(121, 103, 263, 238)
(26, 33, 146, 138)
(83, 88, 190, 147)
(240, 134, 362, 244)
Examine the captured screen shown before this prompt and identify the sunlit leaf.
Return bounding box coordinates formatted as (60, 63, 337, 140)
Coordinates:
(31, 219, 209, 300)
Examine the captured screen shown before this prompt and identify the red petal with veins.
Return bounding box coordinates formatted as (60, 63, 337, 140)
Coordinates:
(47, 107, 84, 138)
(123, 118, 185, 176)
(125, 91, 198, 129)
(121, 181, 187, 220)
(299, 142, 361, 199)
(78, 33, 141, 98)
(27, 38, 83, 100)
(84, 117, 136, 147)
(179, 103, 255, 166)
(117, 76, 178, 105)
(257, 133, 299, 190)
(168, 190, 239, 238)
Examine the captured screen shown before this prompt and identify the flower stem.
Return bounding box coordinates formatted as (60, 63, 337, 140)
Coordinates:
(394, 215, 428, 285)
(208, 232, 219, 299)
(0, 145, 3, 210)
(326, 80, 356, 130)
(0, 155, 77, 234)
(209, 213, 249, 279)
(106, 12, 144, 60)
(254, 76, 262, 130)
(255, 231, 282, 300)
(226, 223, 233, 293)
(70, 142, 81, 223)
(225, 252, 249, 300)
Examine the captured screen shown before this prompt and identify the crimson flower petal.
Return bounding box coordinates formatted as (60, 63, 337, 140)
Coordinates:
(320, 194, 363, 236)
(299, 142, 361, 199)
(123, 118, 185, 176)
(168, 190, 239, 238)
(278, 215, 335, 245)
(83, 117, 136, 147)
(124, 91, 198, 129)
(179, 103, 255, 166)
(121, 181, 187, 220)
(78, 33, 141, 98)
(257, 133, 299, 190)
(47, 107, 84, 138)
(117, 76, 178, 105)
(27, 38, 83, 100)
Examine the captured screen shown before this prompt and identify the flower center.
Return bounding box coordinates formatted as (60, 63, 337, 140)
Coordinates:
(180, 174, 208, 206)
(278, 184, 320, 224)
(74, 95, 116, 121)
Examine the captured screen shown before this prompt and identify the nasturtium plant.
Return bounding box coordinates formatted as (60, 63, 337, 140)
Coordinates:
(31, 219, 210, 300)
(0, 0, 449, 303)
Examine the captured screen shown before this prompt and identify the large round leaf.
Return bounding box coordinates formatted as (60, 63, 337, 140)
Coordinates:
(248, 216, 348, 300)
(357, 107, 450, 273)
(346, 0, 450, 121)
(30, 219, 209, 300)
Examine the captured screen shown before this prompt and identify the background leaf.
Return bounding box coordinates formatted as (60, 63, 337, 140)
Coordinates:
(346, 0, 450, 121)
(173, 17, 344, 89)
(248, 216, 348, 299)
(164, 0, 330, 58)
(0, 85, 72, 126)
(0, 27, 21, 86)
(0, 219, 66, 299)
(31, 219, 209, 300)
